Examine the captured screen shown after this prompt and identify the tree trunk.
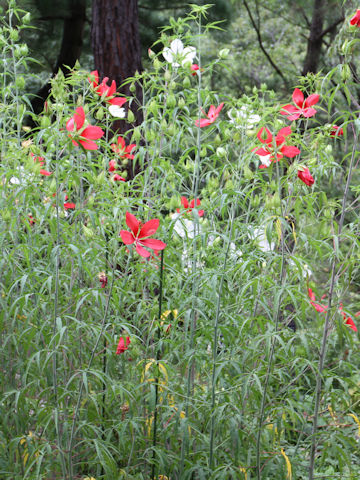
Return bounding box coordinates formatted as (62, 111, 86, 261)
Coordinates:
(31, 0, 87, 116)
(91, 0, 143, 133)
(302, 0, 325, 75)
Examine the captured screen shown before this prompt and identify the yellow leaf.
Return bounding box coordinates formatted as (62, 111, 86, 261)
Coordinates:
(275, 217, 282, 244)
(239, 466, 247, 479)
(280, 448, 292, 480)
(348, 413, 360, 435)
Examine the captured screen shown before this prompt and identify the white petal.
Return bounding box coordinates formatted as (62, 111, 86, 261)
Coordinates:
(170, 38, 184, 54)
(108, 105, 126, 118)
(259, 154, 271, 167)
(182, 46, 197, 64)
(162, 47, 174, 63)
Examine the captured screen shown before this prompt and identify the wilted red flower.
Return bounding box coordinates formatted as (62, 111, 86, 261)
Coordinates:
(308, 288, 327, 313)
(66, 106, 104, 150)
(120, 211, 167, 258)
(112, 173, 126, 182)
(89, 70, 127, 107)
(253, 126, 300, 168)
(31, 152, 52, 176)
(176, 196, 204, 216)
(330, 125, 344, 137)
(339, 303, 358, 332)
(195, 103, 224, 127)
(297, 167, 314, 186)
(109, 159, 117, 172)
(28, 214, 35, 225)
(111, 136, 136, 159)
(98, 272, 108, 288)
(191, 64, 200, 76)
(350, 9, 360, 26)
(280, 88, 320, 121)
(116, 336, 130, 354)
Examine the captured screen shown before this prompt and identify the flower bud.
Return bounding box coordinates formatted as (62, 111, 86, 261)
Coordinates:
(341, 64, 351, 82)
(127, 110, 135, 123)
(216, 147, 226, 157)
(167, 93, 176, 109)
(183, 76, 191, 89)
(153, 58, 161, 71)
(219, 48, 230, 59)
(164, 70, 172, 82)
(129, 82, 136, 93)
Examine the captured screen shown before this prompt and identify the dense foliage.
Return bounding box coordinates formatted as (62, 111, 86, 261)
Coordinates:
(0, 2, 360, 480)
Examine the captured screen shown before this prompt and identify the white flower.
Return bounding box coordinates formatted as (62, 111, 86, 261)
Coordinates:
(163, 39, 196, 67)
(108, 105, 126, 118)
(228, 106, 260, 129)
(250, 227, 275, 252)
(171, 212, 199, 239)
(9, 166, 25, 185)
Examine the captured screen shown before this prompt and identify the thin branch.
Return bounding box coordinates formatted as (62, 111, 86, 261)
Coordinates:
(319, 17, 345, 40)
(243, 0, 288, 88)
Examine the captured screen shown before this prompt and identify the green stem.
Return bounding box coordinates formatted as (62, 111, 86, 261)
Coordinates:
(151, 250, 165, 479)
(308, 129, 357, 480)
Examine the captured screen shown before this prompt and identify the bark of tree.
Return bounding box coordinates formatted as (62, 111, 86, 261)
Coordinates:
(91, 0, 143, 134)
(31, 0, 87, 115)
(302, 0, 326, 75)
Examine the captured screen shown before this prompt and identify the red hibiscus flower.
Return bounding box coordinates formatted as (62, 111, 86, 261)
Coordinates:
(253, 127, 300, 168)
(89, 70, 127, 107)
(308, 288, 327, 313)
(120, 212, 167, 258)
(111, 136, 136, 159)
(66, 106, 104, 151)
(297, 167, 314, 186)
(280, 88, 320, 121)
(339, 303, 358, 332)
(116, 336, 130, 354)
(330, 125, 344, 137)
(176, 196, 204, 216)
(350, 9, 360, 26)
(195, 103, 224, 127)
(31, 152, 52, 176)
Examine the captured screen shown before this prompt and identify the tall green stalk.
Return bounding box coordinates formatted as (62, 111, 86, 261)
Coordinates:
(255, 153, 288, 480)
(308, 130, 357, 480)
(151, 250, 165, 479)
(179, 13, 203, 476)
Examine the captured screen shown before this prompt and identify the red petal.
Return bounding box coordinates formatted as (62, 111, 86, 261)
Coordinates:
(257, 127, 272, 144)
(277, 126, 292, 138)
(195, 118, 211, 127)
(303, 107, 317, 118)
(73, 107, 85, 130)
(281, 145, 300, 158)
(141, 238, 167, 250)
(345, 317, 357, 332)
(64, 202, 75, 210)
(304, 94, 319, 108)
(120, 230, 135, 245)
(280, 104, 299, 116)
(181, 196, 189, 208)
(117, 136, 125, 149)
(292, 88, 304, 107)
(255, 147, 271, 156)
(40, 169, 52, 176)
(139, 218, 159, 238)
(78, 139, 98, 150)
(66, 118, 75, 132)
(109, 97, 127, 107)
(215, 103, 224, 115)
(125, 211, 140, 236)
(136, 243, 151, 258)
(81, 126, 104, 140)
(308, 288, 316, 301)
